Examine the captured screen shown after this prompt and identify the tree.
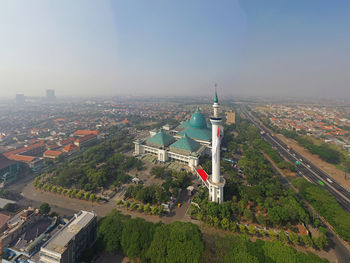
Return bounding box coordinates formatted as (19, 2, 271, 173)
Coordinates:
(99, 210, 129, 252)
(121, 217, 156, 260)
(239, 225, 247, 234)
(151, 205, 159, 215)
(213, 217, 220, 228)
(256, 213, 266, 226)
(157, 205, 164, 215)
(130, 201, 137, 210)
(146, 222, 204, 263)
(221, 218, 230, 230)
(116, 199, 123, 206)
(89, 194, 96, 202)
(124, 200, 130, 208)
(84, 191, 91, 200)
(258, 229, 266, 237)
(278, 231, 289, 244)
(268, 230, 278, 241)
(289, 233, 299, 246)
(230, 222, 238, 232)
(243, 209, 254, 222)
(313, 233, 328, 250)
(39, 202, 51, 215)
(248, 225, 256, 235)
(138, 203, 144, 212)
(301, 235, 313, 247)
(144, 203, 151, 213)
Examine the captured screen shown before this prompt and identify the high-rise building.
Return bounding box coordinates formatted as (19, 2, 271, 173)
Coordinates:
(225, 110, 236, 125)
(15, 94, 25, 104)
(40, 211, 97, 263)
(46, 89, 56, 101)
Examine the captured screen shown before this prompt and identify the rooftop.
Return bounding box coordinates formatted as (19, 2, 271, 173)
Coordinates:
(73, 130, 99, 136)
(4, 142, 44, 158)
(178, 127, 211, 142)
(8, 154, 36, 163)
(0, 154, 18, 170)
(43, 150, 62, 157)
(42, 211, 95, 254)
(170, 133, 201, 153)
(146, 130, 175, 147)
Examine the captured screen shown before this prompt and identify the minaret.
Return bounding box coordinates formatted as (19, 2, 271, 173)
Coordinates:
(208, 90, 225, 203)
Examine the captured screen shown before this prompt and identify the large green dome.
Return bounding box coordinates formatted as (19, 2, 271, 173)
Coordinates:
(189, 107, 207, 129)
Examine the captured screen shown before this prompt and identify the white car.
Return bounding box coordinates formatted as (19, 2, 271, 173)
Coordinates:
(326, 178, 333, 183)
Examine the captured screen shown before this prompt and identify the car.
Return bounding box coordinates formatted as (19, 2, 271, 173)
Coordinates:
(326, 178, 333, 183)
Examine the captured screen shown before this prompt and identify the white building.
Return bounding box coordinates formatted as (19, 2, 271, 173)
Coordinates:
(40, 211, 97, 263)
(134, 107, 212, 170)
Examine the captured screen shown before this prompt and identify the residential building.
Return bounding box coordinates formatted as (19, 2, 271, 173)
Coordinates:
(0, 154, 20, 185)
(40, 211, 97, 263)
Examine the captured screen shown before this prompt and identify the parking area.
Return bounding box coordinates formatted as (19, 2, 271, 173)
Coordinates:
(138, 154, 186, 172)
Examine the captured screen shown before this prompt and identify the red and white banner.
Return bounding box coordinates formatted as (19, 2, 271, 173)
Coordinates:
(213, 126, 223, 162)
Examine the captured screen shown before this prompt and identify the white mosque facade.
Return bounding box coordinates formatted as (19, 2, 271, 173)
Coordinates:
(134, 106, 212, 169)
(134, 91, 225, 203)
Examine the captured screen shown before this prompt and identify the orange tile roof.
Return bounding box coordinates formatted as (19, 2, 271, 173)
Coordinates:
(73, 130, 99, 136)
(59, 137, 75, 146)
(55, 118, 66, 122)
(8, 154, 36, 163)
(121, 118, 130, 124)
(62, 143, 79, 152)
(43, 150, 62, 157)
(4, 142, 44, 157)
(75, 134, 97, 143)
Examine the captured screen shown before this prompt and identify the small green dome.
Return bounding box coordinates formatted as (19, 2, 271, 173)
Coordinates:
(189, 107, 207, 129)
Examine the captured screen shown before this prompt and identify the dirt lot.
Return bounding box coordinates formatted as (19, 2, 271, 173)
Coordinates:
(276, 133, 350, 191)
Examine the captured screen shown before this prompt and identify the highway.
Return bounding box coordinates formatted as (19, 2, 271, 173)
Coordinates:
(241, 107, 350, 213)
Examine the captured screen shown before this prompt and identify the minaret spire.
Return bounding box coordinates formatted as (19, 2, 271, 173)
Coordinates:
(213, 85, 219, 118)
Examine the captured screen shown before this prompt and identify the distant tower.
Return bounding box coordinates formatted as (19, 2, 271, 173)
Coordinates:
(46, 89, 56, 101)
(16, 94, 25, 104)
(208, 89, 225, 203)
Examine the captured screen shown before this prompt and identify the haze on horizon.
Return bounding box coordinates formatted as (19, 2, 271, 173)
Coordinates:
(0, 0, 349, 100)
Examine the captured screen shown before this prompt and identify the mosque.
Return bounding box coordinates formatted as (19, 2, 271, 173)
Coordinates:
(134, 91, 225, 203)
(134, 106, 212, 169)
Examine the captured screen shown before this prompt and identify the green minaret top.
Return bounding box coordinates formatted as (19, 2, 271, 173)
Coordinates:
(214, 90, 218, 103)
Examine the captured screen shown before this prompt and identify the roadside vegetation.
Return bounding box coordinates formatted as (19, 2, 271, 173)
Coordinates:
(292, 177, 350, 242)
(201, 233, 329, 263)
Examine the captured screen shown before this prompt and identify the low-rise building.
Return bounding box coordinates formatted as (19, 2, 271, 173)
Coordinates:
(0, 154, 20, 185)
(74, 134, 97, 148)
(0, 207, 40, 252)
(43, 150, 62, 159)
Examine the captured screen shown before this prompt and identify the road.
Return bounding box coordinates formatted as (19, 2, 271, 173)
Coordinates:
(241, 106, 350, 262)
(241, 107, 350, 212)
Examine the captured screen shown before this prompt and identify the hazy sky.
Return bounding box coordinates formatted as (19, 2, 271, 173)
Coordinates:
(0, 0, 349, 99)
